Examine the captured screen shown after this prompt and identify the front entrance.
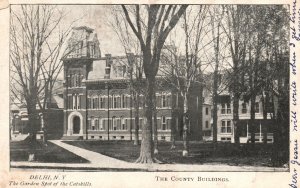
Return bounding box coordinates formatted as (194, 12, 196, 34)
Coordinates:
(73, 116, 80, 134)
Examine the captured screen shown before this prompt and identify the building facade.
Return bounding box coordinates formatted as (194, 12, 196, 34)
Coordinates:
(62, 26, 211, 141)
(216, 94, 274, 143)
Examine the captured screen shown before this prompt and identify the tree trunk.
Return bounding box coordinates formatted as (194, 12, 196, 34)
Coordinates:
(198, 83, 203, 141)
(212, 18, 221, 152)
(262, 91, 269, 145)
(233, 93, 240, 144)
(152, 86, 158, 154)
(133, 92, 140, 145)
(170, 91, 177, 149)
(182, 93, 189, 157)
(135, 78, 154, 163)
(232, 59, 240, 144)
(153, 109, 158, 154)
(271, 50, 289, 167)
(250, 95, 256, 145)
(212, 79, 218, 151)
(27, 100, 38, 161)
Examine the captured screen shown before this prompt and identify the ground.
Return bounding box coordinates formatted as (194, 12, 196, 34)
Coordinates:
(63, 140, 274, 167)
(10, 138, 89, 163)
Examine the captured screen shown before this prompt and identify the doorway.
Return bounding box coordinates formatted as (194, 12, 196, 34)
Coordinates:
(73, 116, 80, 134)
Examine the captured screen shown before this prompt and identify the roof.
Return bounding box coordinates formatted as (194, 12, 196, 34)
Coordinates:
(87, 56, 130, 81)
(87, 59, 107, 80)
(73, 26, 94, 32)
(52, 95, 64, 109)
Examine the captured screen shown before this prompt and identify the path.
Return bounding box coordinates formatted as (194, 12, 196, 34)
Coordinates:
(10, 140, 288, 172)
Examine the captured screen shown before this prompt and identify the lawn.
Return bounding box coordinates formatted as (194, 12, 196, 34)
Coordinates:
(63, 140, 274, 167)
(10, 139, 89, 163)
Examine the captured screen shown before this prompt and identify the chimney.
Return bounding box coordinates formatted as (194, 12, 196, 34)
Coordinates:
(104, 54, 112, 79)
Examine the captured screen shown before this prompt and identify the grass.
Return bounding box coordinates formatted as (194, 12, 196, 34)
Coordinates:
(63, 140, 274, 167)
(10, 139, 89, 163)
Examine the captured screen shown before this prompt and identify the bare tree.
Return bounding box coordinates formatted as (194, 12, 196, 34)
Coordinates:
(161, 5, 214, 156)
(10, 5, 78, 160)
(223, 5, 250, 144)
(208, 6, 226, 148)
(121, 5, 188, 163)
(109, 6, 144, 145)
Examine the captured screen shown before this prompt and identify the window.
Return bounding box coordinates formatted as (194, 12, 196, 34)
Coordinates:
(92, 98, 97, 109)
(87, 119, 91, 130)
(221, 103, 226, 114)
(73, 74, 77, 87)
(91, 117, 95, 130)
(78, 95, 81, 109)
(78, 74, 82, 87)
(162, 95, 166, 107)
(205, 107, 209, 115)
(68, 95, 72, 109)
(205, 121, 209, 128)
(227, 121, 231, 133)
(121, 95, 125, 108)
(99, 119, 103, 130)
(112, 117, 117, 130)
(80, 95, 84, 109)
(121, 117, 126, 130)
(221, 103, 231, 114)
(121, 136, 124, 140)
(70, 74, 73, 87)
(99, 97, 104, 109)
(90, 44, 95, 57)
(162, 116, 166, 130)
(166, 119, 171, 130)
(117, 66, 123, 77)
(255, 102, 259, 113)
(139, 119, 144, 130)
(116, 118, 121, 130)
(221, 120, 231, 133)
(113, 95, 117, 108)
(221, 137, 231, 142)
(227, 103, 231, 113)
(67, 75, 72, 87)
(73, 94, 77, 109)
(242, 103, 247, 114)
(95, 119, 99, 130)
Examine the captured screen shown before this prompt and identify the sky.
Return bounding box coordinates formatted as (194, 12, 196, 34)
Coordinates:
(61, 5, 126, 56)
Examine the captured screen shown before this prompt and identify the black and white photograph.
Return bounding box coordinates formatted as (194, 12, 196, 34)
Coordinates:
(8, 3, 291, 175)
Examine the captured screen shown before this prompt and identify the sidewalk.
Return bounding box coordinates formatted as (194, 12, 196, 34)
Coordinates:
(10, 140, 288, 172)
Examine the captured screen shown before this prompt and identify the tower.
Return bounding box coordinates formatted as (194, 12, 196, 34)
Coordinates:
(62, 26, 101, 139)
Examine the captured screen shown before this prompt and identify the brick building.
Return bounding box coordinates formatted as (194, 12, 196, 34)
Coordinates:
(62, 26, 211, 141)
